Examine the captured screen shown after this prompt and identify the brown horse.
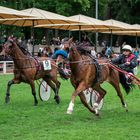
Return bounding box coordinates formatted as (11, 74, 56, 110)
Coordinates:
(57, 38, 130, 116)
(38, 45, 53, 57)
(3, 39, 64, 106)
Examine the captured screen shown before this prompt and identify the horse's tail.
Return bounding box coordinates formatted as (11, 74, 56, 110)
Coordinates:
(58, 68, 69, 80)
(119, 73, 134, 94)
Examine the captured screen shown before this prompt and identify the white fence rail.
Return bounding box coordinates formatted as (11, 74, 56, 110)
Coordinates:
(0, 61, 14, 74)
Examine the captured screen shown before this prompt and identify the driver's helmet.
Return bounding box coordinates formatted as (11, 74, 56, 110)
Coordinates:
(122, 45, 132, 52)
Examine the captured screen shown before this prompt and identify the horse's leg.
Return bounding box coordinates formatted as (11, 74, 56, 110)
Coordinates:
(109, 80, 128, 111)
(29, 80, 38, 106)
(5, 80, 14, 103)
(93, 85, 106, 113)
(52, 80, 61, 104)
(108, 68, 128, 111)
(50, 78, 61, 103)
(5, 78, 21, 103)
(44, 77, 61, 104)
(66, 82, 97, 115)
(78, 92, 97, 114)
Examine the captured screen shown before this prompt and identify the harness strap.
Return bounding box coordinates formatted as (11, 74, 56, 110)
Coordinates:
(34, 57, 42, 71)
(87, 53, 100, 84)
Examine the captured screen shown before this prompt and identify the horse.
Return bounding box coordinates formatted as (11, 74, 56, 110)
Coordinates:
(3, 38, 65, 106)
(38, 45, 53, 57)
(56, 38, 132, 116)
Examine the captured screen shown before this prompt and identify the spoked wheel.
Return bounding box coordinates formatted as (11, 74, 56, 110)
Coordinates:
(134, 66, 138, 75)
(38, 80, 51, 101)
(83, 88, 104, 110)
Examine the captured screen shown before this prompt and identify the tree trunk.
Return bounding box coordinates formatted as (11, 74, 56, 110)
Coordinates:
(45, 28, 49, 44)
(102, 3, 111, 44)
(55, 29, 59, 38)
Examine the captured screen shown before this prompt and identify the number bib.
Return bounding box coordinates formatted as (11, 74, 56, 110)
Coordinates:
(43, 60, 51, 70)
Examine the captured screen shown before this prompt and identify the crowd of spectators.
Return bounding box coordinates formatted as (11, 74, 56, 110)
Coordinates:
(0, 34, 139, 63)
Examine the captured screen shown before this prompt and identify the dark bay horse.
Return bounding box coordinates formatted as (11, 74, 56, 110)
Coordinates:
(3, 39, 64, 106)
(57, 38, 130, 116)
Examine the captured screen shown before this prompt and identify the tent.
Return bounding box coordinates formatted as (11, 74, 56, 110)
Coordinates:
(0, 6, 35, 19)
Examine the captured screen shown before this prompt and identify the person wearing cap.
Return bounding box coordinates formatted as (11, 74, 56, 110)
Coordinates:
(111, 45, 137, 73)
(111, 45, 138, 92)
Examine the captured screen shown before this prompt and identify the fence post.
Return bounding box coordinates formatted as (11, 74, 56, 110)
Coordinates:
(3, 61, 6, 74)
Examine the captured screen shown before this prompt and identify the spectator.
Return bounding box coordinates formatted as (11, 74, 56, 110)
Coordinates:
(133, 47, 139, 58)
(97, 52, 103, 58)
(41, 36, 47, 45)
(81, 34, 91, 46)
(101, 40, 107, 48)
(105, 46, 113, 58)
(101, 47, 107, 57)
(27, 39, 33, 54)
(91, 47, 97, 57)
(115, 41, 119, 47)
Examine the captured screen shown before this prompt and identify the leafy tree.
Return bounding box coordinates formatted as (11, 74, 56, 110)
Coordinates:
(0, 0, 140, 45)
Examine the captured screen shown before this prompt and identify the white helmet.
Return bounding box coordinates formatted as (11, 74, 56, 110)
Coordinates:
(122, 45, 132, 52)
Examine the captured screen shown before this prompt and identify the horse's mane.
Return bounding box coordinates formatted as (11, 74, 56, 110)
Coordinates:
(20, 47, 32, 56)
(17, 43, 32, 56)
(61, 37, 69, 44)
(75, 43, 93, 55)
(10, 40, 31, 56)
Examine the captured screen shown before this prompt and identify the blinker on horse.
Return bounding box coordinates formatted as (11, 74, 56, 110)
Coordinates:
(3, 39, 65, 106)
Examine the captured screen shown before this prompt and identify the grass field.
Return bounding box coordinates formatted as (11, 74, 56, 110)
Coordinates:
(0, 69, 140, 140)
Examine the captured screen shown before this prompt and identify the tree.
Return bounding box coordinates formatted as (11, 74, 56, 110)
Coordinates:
(0, 0, 140, 45)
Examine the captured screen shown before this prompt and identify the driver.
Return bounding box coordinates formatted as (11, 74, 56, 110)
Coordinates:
(111, 45, 138, 92)
(52, 49, 70, 79)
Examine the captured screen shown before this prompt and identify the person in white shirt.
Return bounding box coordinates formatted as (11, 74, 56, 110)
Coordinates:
(91, 47, 97, 58)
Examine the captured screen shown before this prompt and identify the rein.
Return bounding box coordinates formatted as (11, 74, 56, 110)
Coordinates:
(108, 63, 140, 83)
(65, 57, 140, 83)
(67, 59, 108, 65)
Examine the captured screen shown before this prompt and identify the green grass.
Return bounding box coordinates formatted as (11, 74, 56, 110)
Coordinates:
(0, 68, 140, 140)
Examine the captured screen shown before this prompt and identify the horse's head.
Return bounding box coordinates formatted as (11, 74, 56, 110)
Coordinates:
(68, 45, 81, 61)
(3, 37, 17, 56)
(60, 37, 73, 51)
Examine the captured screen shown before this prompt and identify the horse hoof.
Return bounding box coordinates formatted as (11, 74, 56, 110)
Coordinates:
(66, 110, 73, 114)
(126, 109, 129, 112)
(34, 102, 38, 106)
(95, 113, 101, 119)
(56, 99, 60, 104)
(55, 96, 60, 104)
(123, 104, 128, 112)
(96, 111, 100, 116)
(95, 110, 98, 115)
(93, 103, 99, 108)
(55, 96, 60, 103)
(5, 96, 10, 104)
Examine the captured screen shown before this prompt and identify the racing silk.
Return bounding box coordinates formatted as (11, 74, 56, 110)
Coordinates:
(111, 53, 138, 73)
(124, 53, 135, 63)
(52, 50, 68, 59)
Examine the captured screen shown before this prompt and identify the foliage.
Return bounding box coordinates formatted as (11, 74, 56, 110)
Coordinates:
(0, 0, 140, 44)
(107, 0, 140, 23)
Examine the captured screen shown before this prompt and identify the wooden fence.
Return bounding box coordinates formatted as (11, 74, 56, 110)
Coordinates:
(0, 61, 14, 74)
